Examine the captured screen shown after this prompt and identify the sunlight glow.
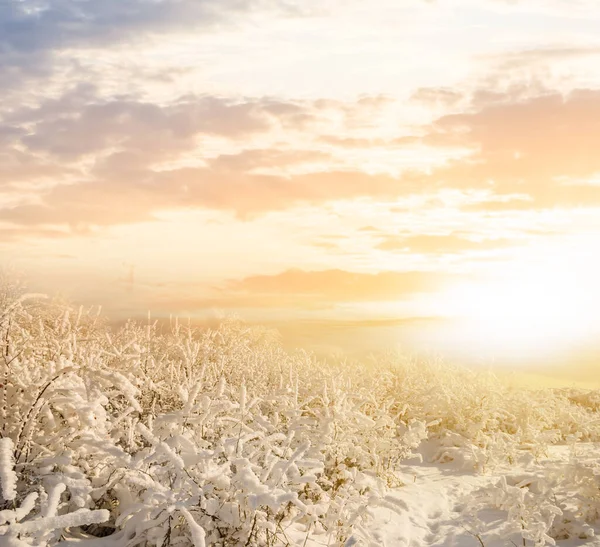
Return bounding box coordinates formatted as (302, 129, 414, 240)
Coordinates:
(439, 253, 600, 356)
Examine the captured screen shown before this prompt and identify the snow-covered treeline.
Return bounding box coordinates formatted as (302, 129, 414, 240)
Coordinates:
(1, 281, 600, 546)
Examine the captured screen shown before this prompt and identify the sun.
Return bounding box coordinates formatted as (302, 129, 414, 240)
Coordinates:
(437, 256, 600, 360)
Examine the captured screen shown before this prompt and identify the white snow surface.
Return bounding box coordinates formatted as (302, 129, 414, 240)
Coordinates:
(288, 443, 600, 547)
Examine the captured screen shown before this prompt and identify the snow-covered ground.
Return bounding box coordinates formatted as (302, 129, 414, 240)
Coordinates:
(286, 442, 600, 547)
(3, 290, 600, 546)
(373, 459, 488, 547)
(369, 443, 600, 547)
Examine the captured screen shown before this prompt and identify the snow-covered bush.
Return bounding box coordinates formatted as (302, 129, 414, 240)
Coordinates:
(0, 282, 424, 545)
(369, 351, 600, 472)
(2, 277, 600, 546)
(462, 451, 600, 546)
(464, 475, 563, 546)
(0, 437, 110, 546)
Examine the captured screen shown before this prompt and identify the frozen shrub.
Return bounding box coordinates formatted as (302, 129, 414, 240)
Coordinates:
(0, 283, 421, 546)
(464, 475, 562, 546)
(2, 277, 600, 546)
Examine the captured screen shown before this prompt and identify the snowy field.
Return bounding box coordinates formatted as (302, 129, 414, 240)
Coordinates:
(368, 443, 600, 547)
(2, 289, 600, 547)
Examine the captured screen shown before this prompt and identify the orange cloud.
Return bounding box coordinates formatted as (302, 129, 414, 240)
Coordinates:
(0, 87, 412, 231)
(422, 89, 600, 209)
(220, 268, 454, 306)
(5, 81, 600, 234)
(376, 234, 517, 254)
(144, 269, 457, 313)
(1, 168, 411, 226)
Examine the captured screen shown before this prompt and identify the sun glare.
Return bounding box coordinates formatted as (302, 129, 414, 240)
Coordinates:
(439, 256, 600, 358)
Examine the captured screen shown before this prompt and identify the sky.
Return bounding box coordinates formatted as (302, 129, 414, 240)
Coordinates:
(2, 0, 600, 376)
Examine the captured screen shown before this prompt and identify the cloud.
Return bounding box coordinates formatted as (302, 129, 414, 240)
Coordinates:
(3, 86, 386, 165)
(0, 149, 71, 190)
(168, 268, 456, 310)
(376, 233, 516, 254)
(412, 45, 600, 115)
(0, 82, 419, 231)
(208, 149, 331, 172)
(235, 268, 444, 296)
(411, 87, 463, 108)
(319, 136, 385, 148)
(482, 46, 600, 71)
(5, 64, 600, 235)
(7, 85, 600, 228)
(0, 0, 316, 92)
(0, 225, 78, 243)
(0, 0, 299, 56)
(0, 168, 410, 226)
(460, 196, 536, 213)
(421, 89, 600, 209)
(310, 241, 340, 250)
(318, 135, 422, 149)
(8, 92, 313, 160)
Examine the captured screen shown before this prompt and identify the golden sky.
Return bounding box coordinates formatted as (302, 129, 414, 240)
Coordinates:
(2, 0, 600, 371)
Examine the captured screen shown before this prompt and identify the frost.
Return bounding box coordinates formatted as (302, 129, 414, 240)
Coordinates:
(0, 439, 16, 502)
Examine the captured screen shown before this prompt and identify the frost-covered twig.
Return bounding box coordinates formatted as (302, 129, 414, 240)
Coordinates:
(0, 438, 17, 502)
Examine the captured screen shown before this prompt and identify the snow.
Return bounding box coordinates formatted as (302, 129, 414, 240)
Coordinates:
(7, 509, 110, 535)
(363, 445, 600, 547)
(179, 509, 206, 547)
(0, 438, 16, 502)
(372, 466, 485, 546)
(41, 483, 66, 519)
(280, 440, 600, 546)
(3, 286, 600, 546)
